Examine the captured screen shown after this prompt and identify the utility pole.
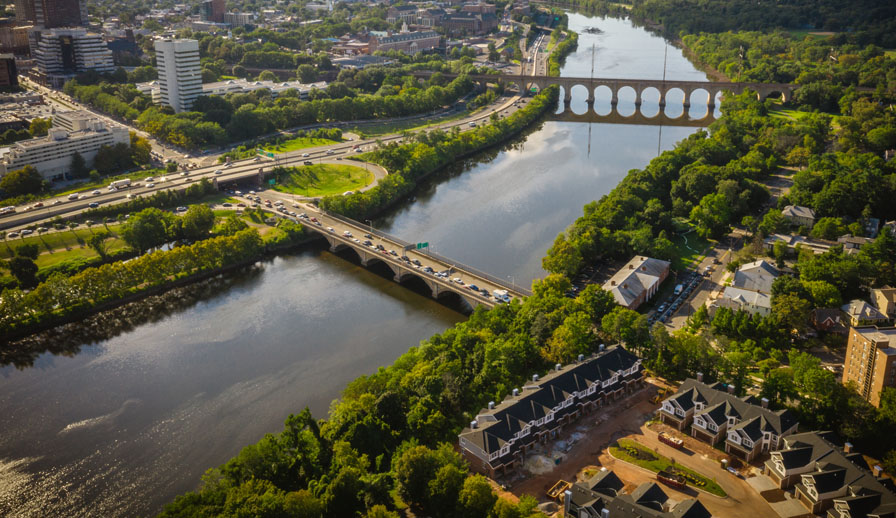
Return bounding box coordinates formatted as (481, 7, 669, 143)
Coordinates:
(657, 45, 668, 158)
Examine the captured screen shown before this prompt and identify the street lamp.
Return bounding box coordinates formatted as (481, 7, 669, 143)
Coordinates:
(365, 219, 373, 234)
(508, 275, 515, 290)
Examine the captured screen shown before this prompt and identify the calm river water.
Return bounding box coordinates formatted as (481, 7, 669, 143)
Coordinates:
(0, 15, 716, 518)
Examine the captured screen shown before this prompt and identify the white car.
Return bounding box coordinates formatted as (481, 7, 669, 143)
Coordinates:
(326, 149, 335, 155)
(327, 226, 335, 232)
(92, 190, 101, 195)
(343, 230, 352, 237)
(147, 183, 155, 188)
(302, 153, 310, 157)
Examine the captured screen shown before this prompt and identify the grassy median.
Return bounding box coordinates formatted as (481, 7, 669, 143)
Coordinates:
(609, 438, 727, 497)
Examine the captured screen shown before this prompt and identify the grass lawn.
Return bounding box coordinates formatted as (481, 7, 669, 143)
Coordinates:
(610, 439, 727, 497)
(785, 29, 833, 40)
(670, 221, 713, 271)
(272, 164, 374, 197)
(885, 50, 896, 58)
(263, 137, 340, 154)
(1, 224, 125, 259)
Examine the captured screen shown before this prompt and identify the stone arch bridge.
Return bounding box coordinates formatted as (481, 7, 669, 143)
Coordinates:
(413, 72, 798, 107)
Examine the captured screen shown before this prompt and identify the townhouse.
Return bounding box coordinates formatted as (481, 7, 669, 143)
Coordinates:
(458, 345, 644, 478)
(764, 431, 896, 517)
(659, 378, 798, 462)
(567, 468, 713, 518)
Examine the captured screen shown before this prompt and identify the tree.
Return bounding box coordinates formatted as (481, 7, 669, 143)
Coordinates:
(257, 70, 277, 81)
(760, 368, 797, 407)
(219, 214, 249, 236)
(181, 204, 215, 241)
(15, 242, 39, 260)
(29, 117, 51, 137)
(810, 217, 849, 240)
(543, 312, 595, 363)
(166, 161, 178, 173)
(70, 151, 89, 179)
(458, 475, 497, 518)
(297, 64, 318, 83)
(772, 293, 811, 335)
(758, 209, 787, 236)
(601, 307, 650, 354)
(120, 207, 174, 253)
(88, 231, 111, 260)
(7, 256, 38, 288)
(690, 193, 732, 239)
(0, 165, 44, 196)
(130, 132, 152, 165)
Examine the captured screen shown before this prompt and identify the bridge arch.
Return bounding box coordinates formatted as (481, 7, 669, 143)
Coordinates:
(594, 85, 613, 115)
(615, 85, 638, 116)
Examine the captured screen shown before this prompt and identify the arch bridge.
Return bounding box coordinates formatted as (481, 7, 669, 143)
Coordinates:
(298, 208, 530, 310)
(414, 72, 798, 107)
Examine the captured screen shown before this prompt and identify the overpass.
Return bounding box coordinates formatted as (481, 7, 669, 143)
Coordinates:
(413, 72, 798, 107)
(293, 205, 531, 310)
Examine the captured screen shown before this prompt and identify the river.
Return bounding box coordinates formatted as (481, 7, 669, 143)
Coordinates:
(0, 14, 716, 518)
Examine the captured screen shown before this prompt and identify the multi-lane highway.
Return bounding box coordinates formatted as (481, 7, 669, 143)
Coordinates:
(0, 93, 529, 232)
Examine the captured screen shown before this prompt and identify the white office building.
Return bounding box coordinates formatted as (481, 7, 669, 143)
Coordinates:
(153, 38, 201, 112)
(0, 120, 129, 180)
(30, 28, 115, 88)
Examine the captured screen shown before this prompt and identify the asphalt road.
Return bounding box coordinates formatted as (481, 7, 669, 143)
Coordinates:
(0, 93, 526, 232)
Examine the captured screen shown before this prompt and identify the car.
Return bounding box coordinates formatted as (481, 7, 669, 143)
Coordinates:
(303, 161, 313, 166)
(249, 191, 256, 195)
(302, 153, 310, 157)
(389, 250, 397, 256)
(92, 190, 101, 195)
(343, 230, 353, 237)
(336, 157, 342, 160)
(176, 206, 188, 212)
(214, 170, 223, 175)
(274, 201, 284, 206)
(237, 203, 246, 208)
(145, 177, 154, 182)
(181, 171, 189, 176)
(52, 199, 61, 205)
(468, 284, 479, 291)
(453, 278, 464, 285)
(7, 232, 18, 238)
(68, 193, 80, 200)
(362, 240, 372, 246)
(21, 229, 33, 235)
(226, 162, 233, 167)
(184, 178, 193, 183)
(310, 217, 318, 223)
(126, 194, 135, 199)
(412, 259, 421, 266)
(235, 191, 242, 196)
(326, 149, 335, 155)
(222, 202, 232, 207)
(88, 202, 99, 208)
(352, 238, 361, 243)
(146, 183, 155, 188)
(469, 121, 477, 127)
(423, 266, 434, 273)
(33, 202, 44, 208)
(36, 227, 47, 232)
(253, 157, 261, 162)
(375, 244, 384, 251)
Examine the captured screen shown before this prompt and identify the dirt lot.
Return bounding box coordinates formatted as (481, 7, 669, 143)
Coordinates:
(504, 380, 778, 518)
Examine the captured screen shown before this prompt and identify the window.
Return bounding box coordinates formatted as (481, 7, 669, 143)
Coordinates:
(708, 423, 717, 432)
(675, 408, 684, 417)
(536, 418, 544, 426)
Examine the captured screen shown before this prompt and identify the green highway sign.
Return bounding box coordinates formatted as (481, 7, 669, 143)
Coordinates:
(416, 242, 429, 249)
(268, 179, 276, 185)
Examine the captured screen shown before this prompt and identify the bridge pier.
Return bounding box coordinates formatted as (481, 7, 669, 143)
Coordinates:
(658, 92, 666, 108)
(563, 87, 572, 106)
(610, 91, 618, 106)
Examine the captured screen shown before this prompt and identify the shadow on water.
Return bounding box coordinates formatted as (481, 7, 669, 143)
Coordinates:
(0, 265, 265, 370)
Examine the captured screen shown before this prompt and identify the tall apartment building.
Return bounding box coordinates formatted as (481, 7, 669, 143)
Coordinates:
(843, 326, 896, 407)
(0, 119, 128, 180)
(30, 27, 113, 87)
(153, 38, 201, 113)
(0, 53, 19, 87)
(18, 0, 87, 28)
(31, 28, 113, 87)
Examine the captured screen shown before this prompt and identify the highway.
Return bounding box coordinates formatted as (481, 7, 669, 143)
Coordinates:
(231, 196, 530, 308)
(0, 93, 529, 232)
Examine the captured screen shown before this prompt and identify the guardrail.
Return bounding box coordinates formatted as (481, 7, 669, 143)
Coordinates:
(322, 210, 531, 297)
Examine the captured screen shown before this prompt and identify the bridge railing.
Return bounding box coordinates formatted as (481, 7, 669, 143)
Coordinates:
(322, 210, 532, 297)
(417, 248, 533, 297)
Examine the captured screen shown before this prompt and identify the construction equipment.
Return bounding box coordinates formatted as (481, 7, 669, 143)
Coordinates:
(658, 432, 684, 449)
(547, 480, 572, 501)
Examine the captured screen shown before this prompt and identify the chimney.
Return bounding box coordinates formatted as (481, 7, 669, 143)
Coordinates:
(556, 363, 562, 371)
(578, 354, 585, 362)
(563, 490, 572, 517)
(629, 264, 634, 269)
(512, 388, 519, 397)
(728, 384, 735, 394)
(611, 280, 616, 286)
(873, 465, 883, 477)
(696, 372, 704, 382)
(622, 283, 627, 289)
(601, 508, 610, 518)
(844, 442, 853, 454)
(488, 401, 495, 409)
(532, 374, 539, 382)
(470, 420, 477, 429)
(761, 397, 769, 408)
(641, 266, 647, 271)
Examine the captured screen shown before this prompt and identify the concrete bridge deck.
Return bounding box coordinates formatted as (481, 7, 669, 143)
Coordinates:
(293, 204, 530, 310)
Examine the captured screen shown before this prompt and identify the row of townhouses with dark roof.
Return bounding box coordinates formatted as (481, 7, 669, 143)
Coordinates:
(658, 378, 799, 462)
(764, 431, 896, 517)
(458, 345, 644, 478)
(567, 468, 713, 518)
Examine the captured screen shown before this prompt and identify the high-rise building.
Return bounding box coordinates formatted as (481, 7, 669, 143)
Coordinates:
(0, 53, 19, 87)
(31, 27, 114, 87)
(153, 38, 201, 113)
(23, 0, 88, 28)
(199, 0, 225, 23)
(843, 326, 896, 407)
